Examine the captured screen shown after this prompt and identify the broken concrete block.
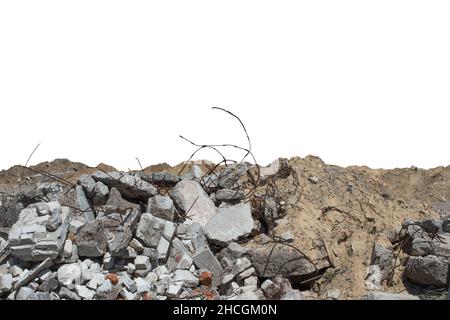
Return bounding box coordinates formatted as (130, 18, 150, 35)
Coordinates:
(75, 185, 95, 222)
(136, 213, 175, 248)
(15, 286, 34, 300)
(147, 195, 176, 221)
(367, 291, 420, 300)
(75, 285, 95, 300)
(91, 171, 157, 200)
(173, 269, 198, 288)
(92, 181, 109, 206)
(59, 287, 81, 300)
(135, 255, 151, 271)
(205, 203, 254, 247)
(8, 205, 69, 261)
(0, 274, 13, 293)
(192, 246, 223, 287)
(169, 180, 218, 226)
(404, 255, 448, 287)
(57, 263, 82, 287)
(166, 238, 193, 271)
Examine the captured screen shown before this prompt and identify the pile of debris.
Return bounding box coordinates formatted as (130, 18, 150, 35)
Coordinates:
(0, 160, 322, 300)
(1, 156, 449, 300)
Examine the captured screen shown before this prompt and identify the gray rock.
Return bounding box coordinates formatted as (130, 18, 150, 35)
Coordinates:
(173, 270, 198, 288)
(91, 171, 157, 200)
(75, 185, 95, 222)
(280, 289, 303, 300)
(185, 223, 207, 250)
(421, 218, 442, 234)
(233, 289, 264, 300)
(142, 172, 180, 185)
(157, 237, 171, 263)
(367, 291, 420, 300)
(166, 284, 182, 298)
(119, 273, 137, 293)
(129, 238, 144, 254)
(192, 246, 224, 287)
(410, 237, 431, 256)
(57, 263, 82, 287)
(404, 255, 448, 286)
(136, 213, 175, 248)
(147, 195, 176, 221)
(135, 255, 151, 270)
(216, 189, 244, 202)
(15, 286, 34, 300)
(169, 180, 218, 226)
(326, 289, 341, 300)
(167, 238, 193, 271)
(78, 174, 96, 197)
(8, 205, 69, 261)
(76, 220, 109, 257)
(205, 203, 254, 247)
(135, 277, 151, 293)
(29, 291, 51, 300)
(59, 287, 81, 300)
(75, 285, 95, 300)
(429, 234, 450, 258)
(0, 274, 13, 293)
(38, 274, 58, 292)
(63, 239, 73, 258)
(371, 242, 393, 280)
(92, 181, 109, 206)
(442, 216, 450, 233)
(365, 265, 382, 290)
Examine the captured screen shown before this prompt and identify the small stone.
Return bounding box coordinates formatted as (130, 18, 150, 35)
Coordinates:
(59, 287, 81, 300)
(326, 289, 341, 300)
(173, 269, 198, 288)
(120, 273, 137, 293)
(57, 263, 81, 287)
(63, 239, 73, 258)
(135, 277, 151, 293)
(0, 274, 13, 293)
(75, 285, 95, 300)
(129, 238, 144, 254)
(15, 286, 34, 300)
(134, 255, 151, 271)
(166, 284, 182, 298)
(280, 231, 294, 243)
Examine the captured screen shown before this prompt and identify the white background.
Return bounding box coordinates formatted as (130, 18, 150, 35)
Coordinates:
(1, 1, 449, 171)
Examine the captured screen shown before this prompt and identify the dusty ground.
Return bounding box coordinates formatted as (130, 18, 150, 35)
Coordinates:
(1, 155, 448, 299)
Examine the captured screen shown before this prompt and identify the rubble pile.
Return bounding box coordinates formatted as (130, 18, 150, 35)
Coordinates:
(0, 157, 449, 300)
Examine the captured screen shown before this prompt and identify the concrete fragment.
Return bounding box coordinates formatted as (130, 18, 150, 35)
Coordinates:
(404, 255, 448, 286)
(75, 285, 95, 300)
(0, 274, 13, 293)
(57, 263, 82, 287)
(205, 203, 254, 247)
(192, 246, 224, 287)
(173, 269, 198, 288)
(59, 287, 81, 300)
(91, 171, 157, 200)
(15, 286, 34, 300)
(367, 291, 420, 300)
(169, 180, 218, 226)
(147, 195, 176, 221)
